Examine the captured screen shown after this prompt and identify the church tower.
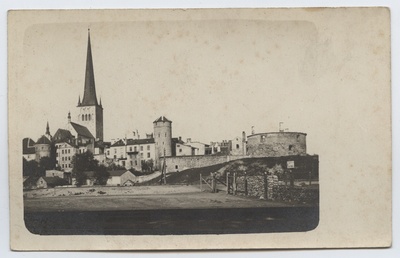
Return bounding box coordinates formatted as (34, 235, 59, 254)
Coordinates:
(76, 29, 103, 141)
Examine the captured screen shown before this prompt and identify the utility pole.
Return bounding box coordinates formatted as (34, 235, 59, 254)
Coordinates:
(163, 148, 166, 185)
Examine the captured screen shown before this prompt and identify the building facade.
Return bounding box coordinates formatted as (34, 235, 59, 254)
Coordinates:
(246, 132, 307, 157)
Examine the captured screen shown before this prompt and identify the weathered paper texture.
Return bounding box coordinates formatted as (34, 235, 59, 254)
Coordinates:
(8, 8, 391, 250)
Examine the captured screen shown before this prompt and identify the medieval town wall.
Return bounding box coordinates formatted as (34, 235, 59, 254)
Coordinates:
(165, 155, 248, 173)
(246, 132, 307, 157)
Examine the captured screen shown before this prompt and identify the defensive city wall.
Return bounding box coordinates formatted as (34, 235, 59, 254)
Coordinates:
(165, 131, 309, 173)
(165, 155, 248, 173)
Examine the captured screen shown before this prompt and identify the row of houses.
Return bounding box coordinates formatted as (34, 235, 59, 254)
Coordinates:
(23, 169, 154, 190)
(23, 119, 247, 174)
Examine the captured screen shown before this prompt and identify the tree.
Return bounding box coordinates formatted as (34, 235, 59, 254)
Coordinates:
(39, 156, 55, 171)
(23, 158, 43, 177)
(108, 163, 126, 171)
(71, 151, 98, 186)
(94, 165, 110, 185)
(146, 159, 154, 173)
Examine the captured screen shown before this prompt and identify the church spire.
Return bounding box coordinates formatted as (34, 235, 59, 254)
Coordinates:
(77, 95, 81, 106)
(81, 28, 99, 106)
(46, 121, 50, 135)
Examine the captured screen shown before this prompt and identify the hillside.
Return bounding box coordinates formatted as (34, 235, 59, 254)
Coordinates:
(141, 156, 317, 186)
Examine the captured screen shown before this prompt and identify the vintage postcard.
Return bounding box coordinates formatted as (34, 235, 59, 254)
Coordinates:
(8, 8, 391, 250)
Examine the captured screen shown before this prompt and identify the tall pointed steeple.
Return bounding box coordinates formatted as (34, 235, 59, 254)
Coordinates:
(81, 28, 99, 106)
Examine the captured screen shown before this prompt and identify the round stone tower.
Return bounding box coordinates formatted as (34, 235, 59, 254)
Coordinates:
(153, 116, 172, 170)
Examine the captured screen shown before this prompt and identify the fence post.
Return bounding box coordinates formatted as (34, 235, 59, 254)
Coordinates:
(244, 172, 248, 196)
(200, 173, 202, 191)
(233, 172, 237, 195)
(290, 169, 294, 188)
(226, 172, 229, 194)
(264, 172, 268, 200)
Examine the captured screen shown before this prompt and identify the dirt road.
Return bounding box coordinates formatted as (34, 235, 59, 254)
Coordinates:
(24, 190, 293, 212)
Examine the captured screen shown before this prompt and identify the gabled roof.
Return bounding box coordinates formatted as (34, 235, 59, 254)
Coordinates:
(53, 129, 74, 143)
(70, 122, 94, 139)
(39, 176, 68, 186)
(126, 138, 155, 145)
(108, 170, 132, 177)
(36, 135, 51, 145)
(172, 137, 185, 145)
(153, 116, 172, 123)
(94, 140, 108, 149)
(23, 176, 39, 187)
(111, 139, 125, 147)
(22, 138, 36, 154)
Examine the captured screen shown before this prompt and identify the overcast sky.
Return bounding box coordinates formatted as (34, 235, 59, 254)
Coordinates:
(17, 10, 386, 156)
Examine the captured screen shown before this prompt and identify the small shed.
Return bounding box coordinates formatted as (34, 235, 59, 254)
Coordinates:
(107, 170, 137, 186)
(36, 176, 68, 189)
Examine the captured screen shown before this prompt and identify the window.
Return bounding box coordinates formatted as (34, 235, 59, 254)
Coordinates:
(147, 145, 150, 150)
(134, 146, 137, 151)
(122, 161, 125, 167)
(129, 147, 132, 151)
(236, 144, 240, 149)
(114, 149, 117, 154)
(289, 145, 293, 151)
(147, 153, 150, 158)
(68, 149, 70, 154)
(107, 150, 110, 155)
(114, 155, 116, 159)
(62, 150, 64, 154)
(140, 146, 143, 151)
(165, 133, 166, 137)
(175, 165, 178, 169)
(158, 133, 160, 137)
(177, 144, 180, 147)
(179, 149, 182, 153)
(141, 153, 143, 158)
(135, 160, 138, 165)
(88, 114, 91, 121)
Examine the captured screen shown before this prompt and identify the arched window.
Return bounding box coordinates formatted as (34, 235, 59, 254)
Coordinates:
(88, 114, 91, 121)
(82, 115, 84, 121)
(85, 114, 88, 121)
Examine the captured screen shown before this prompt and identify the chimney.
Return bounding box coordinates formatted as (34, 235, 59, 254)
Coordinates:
(187, 138, 191, 143)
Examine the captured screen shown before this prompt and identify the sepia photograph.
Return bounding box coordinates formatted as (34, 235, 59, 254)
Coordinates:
(8, 7, 391, 250)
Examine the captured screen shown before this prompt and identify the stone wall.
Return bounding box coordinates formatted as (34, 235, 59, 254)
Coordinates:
(165, 155, 247, 173)
(247, 132, 306, 157)
(235, 174, 278, 198)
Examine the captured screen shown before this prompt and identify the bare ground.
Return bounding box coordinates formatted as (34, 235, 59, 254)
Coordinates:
(23, 185, 294, 212)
